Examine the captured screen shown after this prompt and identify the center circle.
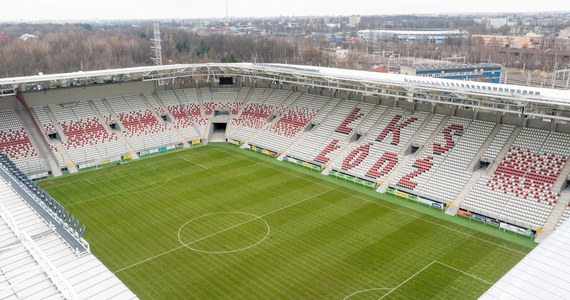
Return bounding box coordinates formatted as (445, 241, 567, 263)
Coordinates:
(177, 212, 270, 254)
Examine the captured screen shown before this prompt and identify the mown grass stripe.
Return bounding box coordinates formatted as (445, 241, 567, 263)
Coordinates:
(39, 144, 532, 299)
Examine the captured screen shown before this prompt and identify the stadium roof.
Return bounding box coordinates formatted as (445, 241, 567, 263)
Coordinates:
(481, 218, 570, 299)
(1, 63, 570, 120)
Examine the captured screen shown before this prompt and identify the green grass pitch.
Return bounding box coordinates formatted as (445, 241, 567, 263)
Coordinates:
(39, 144, 534, 299)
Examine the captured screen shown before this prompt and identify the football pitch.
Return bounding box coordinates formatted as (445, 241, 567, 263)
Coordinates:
(39, 144, 534, 299)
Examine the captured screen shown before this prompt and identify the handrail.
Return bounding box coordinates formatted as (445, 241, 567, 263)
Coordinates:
(21, 232, 79, 300)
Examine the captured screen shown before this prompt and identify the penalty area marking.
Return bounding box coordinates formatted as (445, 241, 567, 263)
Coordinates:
(177, 211, 271, 254)
(377, 261, 437, 300)
(178, 156, 208, 170)
(372, 260, 491, 300)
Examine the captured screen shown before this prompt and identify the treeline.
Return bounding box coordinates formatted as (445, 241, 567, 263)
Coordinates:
(0, 24, 362, 78)
(0, 25, 152, 78)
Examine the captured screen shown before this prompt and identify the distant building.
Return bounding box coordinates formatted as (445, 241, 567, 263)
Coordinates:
(348, 16, 361, 27)
(193, 27, 233, 36)
(560, 27, 570, 38)
(19, 33, 37, 41)
(472, 34, 533, 49)
(357, 29, 468, 44)
(474, 17, 515, 30)
(536, 37, 570, 50)
(400, 63, 502, 83)
(490, 18, 508, 29)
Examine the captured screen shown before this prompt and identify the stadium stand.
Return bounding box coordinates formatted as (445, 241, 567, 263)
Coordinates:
(201, 87, 239, 116)
(0, 109, 45, 175)
(106, 95, 179, 152)
(333, 107, 428, 182)
(391, 117, 495, 204)
(461, 128, 570, 229)
(482, 124, 516, 161)
(0, 154, 137, 299)
(249, 93, 331, 152)
(288, 100, 380, 165)
(48, 101, 127, 167)
(228, 88, 289, 142)
(155, 90, 202, 141)
(31, 106, 67, 169)
(1, 82, 568, 233)
(173, 88, 209, 137)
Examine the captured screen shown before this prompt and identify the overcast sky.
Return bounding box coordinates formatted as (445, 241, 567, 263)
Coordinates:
(1, 0, 569, 21)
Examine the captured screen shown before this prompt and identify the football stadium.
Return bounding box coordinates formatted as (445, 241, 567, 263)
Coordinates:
(1, 63, 569, 299)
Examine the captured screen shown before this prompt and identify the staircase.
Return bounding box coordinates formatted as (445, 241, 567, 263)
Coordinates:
(88, 100, 138, 159)
(195, 88, 207, 118)
(552, 162, 570, 194)
(43, 106, 66, 142)
(351, 106, 392, 143)
(399, 114, 433, 156)
(445, 169, 485, 215)
(52, 141, 78, 173)
(467, 123, 501, 171)
(415, 116, 451, 158)
(14, 92, 62, 177)
(325, 107, 392, 172)
(487, 127, 521, 175)
(309, 98, 344, 133)
(535, 189, 570, 243)
(377, 154, 413, 192)
(282, 129, 311, 157)
(39, 106, 78, 173)
(327, 140, 360, 172)
(140, 93, 189, 148)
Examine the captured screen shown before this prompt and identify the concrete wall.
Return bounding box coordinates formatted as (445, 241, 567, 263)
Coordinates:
(242, 81, 254, 88)
(183, 82, 198, 88)
(336, 91, 349, 100)
(416, 102, 432, 113)
(307, 87, 320, 95)
(322, 89, 334, 97)
(396, 100, 414, 111)
(270, 83, 280, 89)
(0, 96, 19, 110)
(24, 81, 155, 106)
(348, 92, 362, 101)
(295, 86, 309, 93)
(363, 95, 378, 104)
(527, 118, 552, 130)
(256, 82, 270, 88)
(456, 108, 475, 119)
(282, 84, 294, 91)
(380, 98, 395, 107)
(502, 114, 525, 127)
(478, 111, 499, 122)
(434, 105, 454, 116)
(556, 122, 570, 134)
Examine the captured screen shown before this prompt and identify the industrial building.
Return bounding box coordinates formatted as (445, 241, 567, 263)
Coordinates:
(400, 63, 503, 83)
(357, 29, 469, 43)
